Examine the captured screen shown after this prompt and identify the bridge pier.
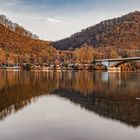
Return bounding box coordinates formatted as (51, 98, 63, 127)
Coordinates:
(101, 61, 121, 71)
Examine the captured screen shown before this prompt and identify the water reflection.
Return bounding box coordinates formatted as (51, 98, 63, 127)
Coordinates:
(0, 70, 140, 127)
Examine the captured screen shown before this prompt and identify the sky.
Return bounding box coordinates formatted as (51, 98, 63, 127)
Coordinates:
(0, 0, 140, 41)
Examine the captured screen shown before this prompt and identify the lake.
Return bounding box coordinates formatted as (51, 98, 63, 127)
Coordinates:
(0, 70, 140, 140)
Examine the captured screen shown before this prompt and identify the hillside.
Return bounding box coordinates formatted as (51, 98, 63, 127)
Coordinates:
(1, 11, 140, 65)
(53, 11, 140, 52)
(0, 15, 56, 64)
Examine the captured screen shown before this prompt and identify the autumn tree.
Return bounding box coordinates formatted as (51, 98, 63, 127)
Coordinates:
(74, 44, 94, 63)
(0, 48, 5, 63)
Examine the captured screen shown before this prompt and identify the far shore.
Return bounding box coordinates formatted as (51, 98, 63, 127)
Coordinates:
(0, 63, 140, 72)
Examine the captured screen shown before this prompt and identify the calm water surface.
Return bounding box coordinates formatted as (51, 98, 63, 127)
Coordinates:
(0, 70, 140, 140)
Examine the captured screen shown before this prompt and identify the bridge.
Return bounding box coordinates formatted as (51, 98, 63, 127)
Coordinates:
(94, 57, 140, 69)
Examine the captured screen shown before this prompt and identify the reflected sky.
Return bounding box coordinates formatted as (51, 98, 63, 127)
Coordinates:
(0, 95, 140, 140)
(0, 70, 140, 140)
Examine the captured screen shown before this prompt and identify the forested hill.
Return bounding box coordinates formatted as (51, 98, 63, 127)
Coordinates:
(0, 15, 56, 64)
(53, 11, 140, 50)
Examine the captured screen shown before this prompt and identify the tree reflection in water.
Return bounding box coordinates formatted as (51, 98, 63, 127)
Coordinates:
(0, 70, 140, 127)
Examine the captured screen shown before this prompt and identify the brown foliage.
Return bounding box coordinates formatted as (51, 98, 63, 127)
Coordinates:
(0, 15, 56, 64)
(53, 11, 140, 58)
(74, 43, 94, 63)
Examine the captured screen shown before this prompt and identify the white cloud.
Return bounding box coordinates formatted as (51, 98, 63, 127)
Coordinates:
(1, 0, 140, 41)
(35, 16, 43, 20)
(46, 17, 62, 23)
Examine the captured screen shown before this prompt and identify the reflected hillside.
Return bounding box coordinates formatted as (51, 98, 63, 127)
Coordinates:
(53, 88, 140, 127)
(0, 71, 57, 120)
(0, 70, 140, 127)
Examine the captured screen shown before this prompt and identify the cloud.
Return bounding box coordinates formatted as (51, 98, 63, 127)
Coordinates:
(1, 0, 140, 41)
(46, 17, 62, 23)
(35, 16, 43, 20)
